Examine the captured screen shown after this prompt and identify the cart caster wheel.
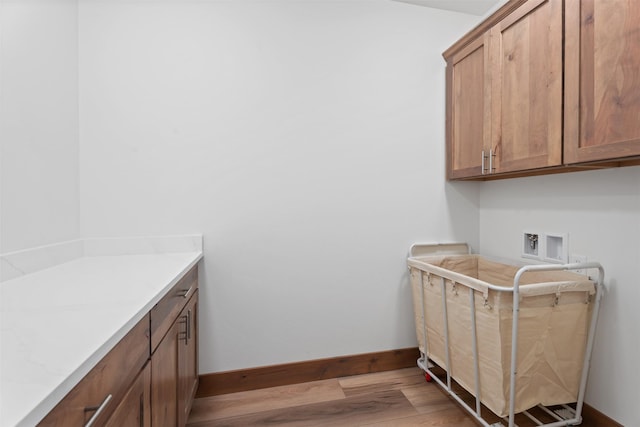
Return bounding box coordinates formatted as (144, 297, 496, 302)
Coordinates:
(425, 373, 432, 382)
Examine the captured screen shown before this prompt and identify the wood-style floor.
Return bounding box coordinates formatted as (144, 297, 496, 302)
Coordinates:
(187, 367, 473, 426)
(186, 367, 600, 427)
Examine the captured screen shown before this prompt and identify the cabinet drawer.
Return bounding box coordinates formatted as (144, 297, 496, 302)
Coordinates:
(38, 315, 150, 426)
(150, 266, 198, 352)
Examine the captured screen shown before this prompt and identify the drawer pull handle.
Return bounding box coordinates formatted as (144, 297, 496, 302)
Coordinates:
(481, 150, 487, 174)
(177, 286, 192, 299)
(489, 148, 496, 172)
(179, 315, 188, 344)
(84, 394, 112, 427)
(187, 309, 192, 341)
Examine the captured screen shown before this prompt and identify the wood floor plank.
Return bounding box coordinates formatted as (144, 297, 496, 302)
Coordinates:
(188, 379, 345, 423)
(401, 384, 460, 415)
(338, 367, 428, 397)
(187, 390, 418, 427)
(358, 406, 479, 426)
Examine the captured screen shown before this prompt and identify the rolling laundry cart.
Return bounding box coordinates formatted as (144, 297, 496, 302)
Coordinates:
(408, 243, 603, 427)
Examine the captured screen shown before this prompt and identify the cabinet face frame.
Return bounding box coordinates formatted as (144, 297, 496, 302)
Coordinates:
(564, 0, 640, 163)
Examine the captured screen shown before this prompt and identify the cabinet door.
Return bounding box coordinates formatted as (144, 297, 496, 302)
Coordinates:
(105, 363, 151, 427)
(178, 292, 199, 426)
(446, 32, 491, 179)
(489, 0, 562, 173)
(152, 321, 179, 427)
(564, 0, 640, 163)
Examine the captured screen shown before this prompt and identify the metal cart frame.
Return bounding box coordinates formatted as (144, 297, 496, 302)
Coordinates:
(409, 244, 604, 427)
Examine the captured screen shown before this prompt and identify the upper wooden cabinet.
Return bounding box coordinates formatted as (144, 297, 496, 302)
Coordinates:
(445, 0, 562, 179)
(564, 0, 640, 164)
(445, 0, 640, 180)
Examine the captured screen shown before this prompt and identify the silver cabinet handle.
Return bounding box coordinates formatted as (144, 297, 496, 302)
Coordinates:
(179, 315, 188, 345)
(481, 150, 488, 175)
(489, 149, 496, 172)
(84, 394, 112, 427)
(187, 309, 192, 341)
(177, 286, 192, 299)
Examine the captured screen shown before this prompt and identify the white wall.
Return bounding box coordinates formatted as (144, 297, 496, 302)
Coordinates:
(478, 166, 640, 426)
(78, 0, 480, 373)
(0, 0, 80, 254)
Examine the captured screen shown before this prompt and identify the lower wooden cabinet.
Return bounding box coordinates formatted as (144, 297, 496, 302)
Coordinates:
(104, 362, 151, 427)
(152, 290, 199, 427)
(39, 265, 199, 427)
(38, 316, 150, 427)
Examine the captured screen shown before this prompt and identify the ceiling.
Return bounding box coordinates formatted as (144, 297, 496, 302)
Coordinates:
(393, 0, 505, 16)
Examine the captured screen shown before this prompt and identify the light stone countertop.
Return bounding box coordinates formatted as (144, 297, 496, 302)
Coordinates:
(0, 250, 203, 427)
